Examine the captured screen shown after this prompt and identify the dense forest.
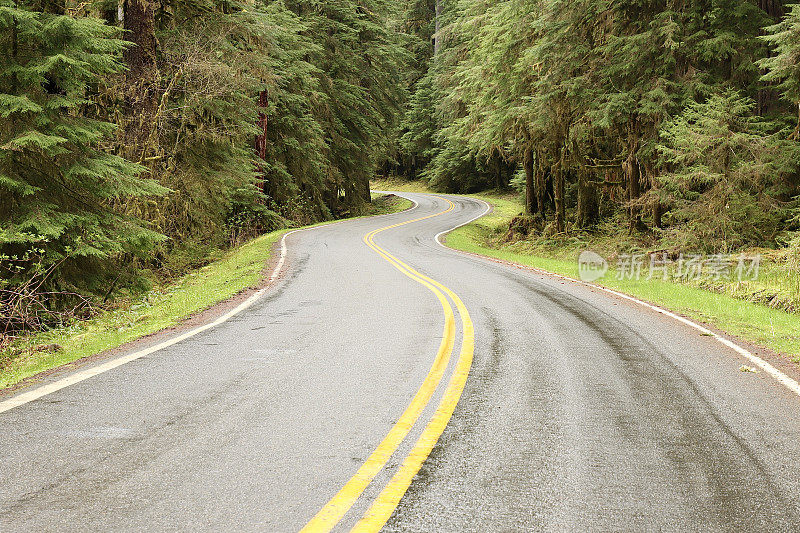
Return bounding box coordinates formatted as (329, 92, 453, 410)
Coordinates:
(1, 0, 408, 332)
(399, 0, 800, 254)
(3, 0, 800, 333)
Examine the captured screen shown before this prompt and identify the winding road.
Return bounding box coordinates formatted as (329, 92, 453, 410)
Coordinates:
(2, 192, 800, 531)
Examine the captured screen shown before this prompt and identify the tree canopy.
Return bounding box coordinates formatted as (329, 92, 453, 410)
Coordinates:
(397, 0, 800, 248)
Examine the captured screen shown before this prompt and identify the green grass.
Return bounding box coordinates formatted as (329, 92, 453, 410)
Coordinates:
(367, 192, 415, 215)
(1, 194, 413, 389)
(372, 178, 800, 363)
(371, 177, 432, 194)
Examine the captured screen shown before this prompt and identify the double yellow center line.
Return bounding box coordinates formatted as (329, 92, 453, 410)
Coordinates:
(301, 197, 475, 532)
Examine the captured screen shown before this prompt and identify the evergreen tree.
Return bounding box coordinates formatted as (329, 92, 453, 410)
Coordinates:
(113, 0, 286, 256)
(528, 0, 599, 232)
(401, 0, 436, 84)
(761, 4, 800, 136)
(591, 0, 694, 231)
(257, 1, 331, 223)
(394, 0, 435, 179)
(655, 89, 797, 251)
(0, 0, 166, 292)
(399, 71, 437, 177)
(281, 0, 408, 213)
(419, 0, 511, 193)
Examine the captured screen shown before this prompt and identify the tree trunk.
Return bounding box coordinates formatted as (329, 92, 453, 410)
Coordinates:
(576, 165, 599, 228)
(524, 148, 536, 216)
(653, 203, 663, 229)
(255, 90, 268, 161)
(553, 147, 565, 233)
(624, 153, 641, 232)
(255, 90, 268, 194)
(124, 0, 157, 81)
(494, 157, 504, 190)
(123, 0, 158, 156)
(535, 147, 546, 216)
(361, 178, 372, 203)
(434, 0, 442, 56)
(795, 100, 800, 140)
(648, 163, 663, 228)
(555, 166, 565, 233)
(624, 128, 643, 232)
(758, 0, 784, 19)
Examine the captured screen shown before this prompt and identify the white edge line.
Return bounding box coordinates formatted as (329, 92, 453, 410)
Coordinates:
(433, 195, 492, 246)
(0, 196, 421, 415)
(435, 195, 800, 399)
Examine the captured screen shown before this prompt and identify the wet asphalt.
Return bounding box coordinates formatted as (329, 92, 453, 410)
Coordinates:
(1, 193, 800, 532)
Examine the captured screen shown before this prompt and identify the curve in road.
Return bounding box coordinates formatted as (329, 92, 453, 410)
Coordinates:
(2, 192, 800, 532)
(302, 197, 467, 530)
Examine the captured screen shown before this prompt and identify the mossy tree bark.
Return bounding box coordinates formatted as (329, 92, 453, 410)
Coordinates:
(534, 148, 547, 216)
(124, 0, 157, 80)
(123, 0, 158, 157)
(624, 126, 643, 233)
(255, 90, 269, 194)
(524, 147, 536, 216)
(553, 148, 565, 233)
(576, 165, 599, 229)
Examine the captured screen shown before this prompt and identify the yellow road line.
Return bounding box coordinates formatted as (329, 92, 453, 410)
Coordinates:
(301, 200, 459, 532)
(352, 201, 475, 532)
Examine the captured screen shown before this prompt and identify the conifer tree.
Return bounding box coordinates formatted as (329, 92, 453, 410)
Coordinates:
(655, 89, 796, 251)
(399, 71, 437, 177)
(115, 0, 283, 250)
(528, 0, 602, 231)
(395, 0, 435, 178)
(418, 0, 510, 193)
(761, 4, 800, 137)
(0, 0, 166, 292)
(280, 0, 408, 213)
(402, 0, 436, 82)
(257, 2, 331, 223)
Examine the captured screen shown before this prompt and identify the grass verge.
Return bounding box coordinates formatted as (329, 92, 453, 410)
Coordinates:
(0, 194, 413, 390)
(372, 178, 800, 363)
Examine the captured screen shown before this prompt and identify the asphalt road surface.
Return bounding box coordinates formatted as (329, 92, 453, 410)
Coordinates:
(2, 192, 800, 532)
